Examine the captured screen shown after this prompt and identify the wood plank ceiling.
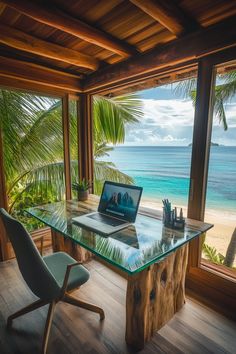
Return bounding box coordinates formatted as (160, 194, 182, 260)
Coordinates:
(0, 0, 236, 93)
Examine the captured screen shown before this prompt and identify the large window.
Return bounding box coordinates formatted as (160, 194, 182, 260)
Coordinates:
(95, 78, 197, 219)
(0, 89, 65, 232)
(203, 63, 236, 272)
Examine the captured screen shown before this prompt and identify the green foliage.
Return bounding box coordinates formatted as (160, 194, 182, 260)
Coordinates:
(202, 243, 225, 265)
(72, 178, 90, 192)
(1, 90, 143, 232)
(94, 159, 134, 195)
(93, 93, 143, 145)
(10, 185, 58, 232)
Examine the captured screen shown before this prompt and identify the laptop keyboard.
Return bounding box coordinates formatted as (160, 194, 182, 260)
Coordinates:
(88, 213, 127, 227)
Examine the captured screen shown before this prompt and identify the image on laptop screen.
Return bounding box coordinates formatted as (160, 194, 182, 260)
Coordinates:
(98, 182, 142, 222)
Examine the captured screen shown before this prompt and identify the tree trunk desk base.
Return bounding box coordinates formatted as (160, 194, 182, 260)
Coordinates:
(126, 243, 188, 349)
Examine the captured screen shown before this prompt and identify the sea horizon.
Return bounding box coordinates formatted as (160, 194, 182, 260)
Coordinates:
(113, 144, 236, 147)
(102, 145, 236, 213)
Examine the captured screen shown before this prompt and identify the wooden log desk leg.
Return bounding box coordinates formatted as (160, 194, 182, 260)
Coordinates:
(51, 229, 93, 263)
(126, 243, 189, 349)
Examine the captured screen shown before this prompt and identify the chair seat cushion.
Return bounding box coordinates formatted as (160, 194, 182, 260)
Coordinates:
(43, 252, 90, 292)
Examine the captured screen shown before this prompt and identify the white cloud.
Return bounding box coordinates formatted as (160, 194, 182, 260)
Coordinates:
(142, 98, 194, 127)
(124, 97, 236, 146)
(124, 98, 194, 146)
(162, 135, 186, 142)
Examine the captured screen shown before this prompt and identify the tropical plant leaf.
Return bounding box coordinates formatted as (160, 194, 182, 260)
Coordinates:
(202, 242, 225, 265)
(94, 160, 134, 195)
(94, 142, 114, 159)
(93, 93, 143, 144)
(0, 91, 62, 182)
(173, 78, 197, 99)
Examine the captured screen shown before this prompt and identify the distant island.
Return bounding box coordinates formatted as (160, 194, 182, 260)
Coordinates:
(188, 142, 220, 147)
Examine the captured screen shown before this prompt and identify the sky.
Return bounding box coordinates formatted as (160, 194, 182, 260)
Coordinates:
(123, 85, 236, 146)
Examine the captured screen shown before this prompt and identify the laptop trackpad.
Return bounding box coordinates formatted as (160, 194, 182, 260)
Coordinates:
(88, 213, 127, 227)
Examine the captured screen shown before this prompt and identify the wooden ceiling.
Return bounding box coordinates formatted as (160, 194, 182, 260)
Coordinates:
(0, 0, 236, 94)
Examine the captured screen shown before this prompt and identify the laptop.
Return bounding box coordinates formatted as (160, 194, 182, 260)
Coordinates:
(72, 181, 143, 235)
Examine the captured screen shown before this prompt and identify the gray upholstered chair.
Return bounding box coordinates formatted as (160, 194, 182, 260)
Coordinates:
(0, 208, 104, 354)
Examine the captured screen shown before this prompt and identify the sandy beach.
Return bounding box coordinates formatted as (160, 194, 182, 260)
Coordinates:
(140, 197, 236, 267)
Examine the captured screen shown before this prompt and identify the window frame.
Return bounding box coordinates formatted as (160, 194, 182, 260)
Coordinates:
(186, 47, 236, 320)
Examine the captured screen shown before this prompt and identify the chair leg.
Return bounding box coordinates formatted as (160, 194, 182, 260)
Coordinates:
(7, 299, 48, 329)
(41, 301, 56, 354)
(63, 294, 105, 320)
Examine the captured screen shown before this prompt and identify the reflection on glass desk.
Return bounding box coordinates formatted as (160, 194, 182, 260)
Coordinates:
(27, 199, 213, 275)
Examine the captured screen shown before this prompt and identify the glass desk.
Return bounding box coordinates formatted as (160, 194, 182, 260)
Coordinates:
(27, 196, 213, 349)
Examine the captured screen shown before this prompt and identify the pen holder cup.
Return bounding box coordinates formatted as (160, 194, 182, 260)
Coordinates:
(162, 208, 172, 227)
(162, 208, 185, 230)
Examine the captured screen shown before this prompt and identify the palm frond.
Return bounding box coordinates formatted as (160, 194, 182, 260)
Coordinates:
(202, 243, 225, 265)
(174, 71, 236, 130)
(9, 162, 66, 212)
(94, 142, 114, 159)
(94, 160, 134, 195)
(0, 91, 61, 181)
(173, 78, 197, 99)
(93, 93, 143, 144)
(213, 94, 228, 130)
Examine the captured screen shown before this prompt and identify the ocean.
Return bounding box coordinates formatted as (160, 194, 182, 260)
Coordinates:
(103, 146, 236, 212)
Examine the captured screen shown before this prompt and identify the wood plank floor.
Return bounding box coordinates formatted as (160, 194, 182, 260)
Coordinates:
(0, 258, 235, 354)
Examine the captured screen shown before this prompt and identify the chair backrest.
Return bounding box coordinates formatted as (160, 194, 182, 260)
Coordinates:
(0, 208, 61, 301)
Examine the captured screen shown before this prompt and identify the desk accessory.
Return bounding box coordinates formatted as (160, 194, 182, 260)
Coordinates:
(162, 199, 185, 230)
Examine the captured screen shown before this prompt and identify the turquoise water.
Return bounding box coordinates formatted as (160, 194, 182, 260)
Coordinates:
(104, 146, 236, 212)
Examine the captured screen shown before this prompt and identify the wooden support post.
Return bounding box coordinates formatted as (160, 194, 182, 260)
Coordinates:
(126, 244, 188, 349)
(187, 59, 214, 268)
(188, 60, 214, 221)
(78, 93, 94, 192)
(0, 127, 9, 261)
(62, 94, 72, 200)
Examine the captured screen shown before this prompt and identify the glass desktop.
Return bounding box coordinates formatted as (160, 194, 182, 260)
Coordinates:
(27, 199, 213, 275)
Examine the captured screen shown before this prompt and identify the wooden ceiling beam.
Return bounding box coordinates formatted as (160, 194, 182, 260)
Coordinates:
(0, 56, 82, 92)
(0, 24, 99, 70)
(0, 75, 74, 97)
(83, 16, 236, 92)
(1, 0, 137, 58)
(130, 0, 199, 36)
(93, 63, 197, 96)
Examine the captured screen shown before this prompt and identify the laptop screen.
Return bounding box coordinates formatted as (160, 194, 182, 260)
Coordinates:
(98, 181, 143, 223)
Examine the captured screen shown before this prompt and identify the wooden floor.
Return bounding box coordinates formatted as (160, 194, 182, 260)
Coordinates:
(0, 258, 235, 354)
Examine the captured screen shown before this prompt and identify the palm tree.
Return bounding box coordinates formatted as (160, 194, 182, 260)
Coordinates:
(0, 90, 143, 229)
(174, 70, 236, 130)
